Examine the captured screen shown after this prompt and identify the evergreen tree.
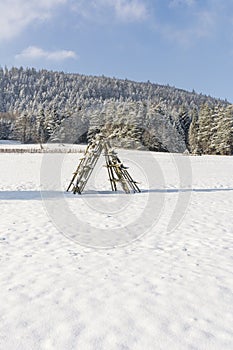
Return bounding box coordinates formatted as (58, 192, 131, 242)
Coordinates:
(217, 105, 233, 155)
(177, 105, 191, 145)
(13, 111, 31, 143)
(0, 112, 15, 139)
(0, 66, 230, 152)
(208, 105, 223, 154)
(198, 104, 213, 154)
(36, 108, 46, 145)
(188, 108, 201, 154)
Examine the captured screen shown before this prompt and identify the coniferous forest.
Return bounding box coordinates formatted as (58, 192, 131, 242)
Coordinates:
(0, 66, 232, 154)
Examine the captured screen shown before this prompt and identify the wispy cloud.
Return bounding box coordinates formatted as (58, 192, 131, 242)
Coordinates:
(169, 0, 196, 8)
(160, 10, 216, 47)
(159, 0, 221, 47)
(72, 0, 148, 23)
(195, 10, 217, 38)
(0, 0, 148, 42)
(0, 0, 66, 41)
(111, 0, 148, 22)
(15, 46, 77, 61)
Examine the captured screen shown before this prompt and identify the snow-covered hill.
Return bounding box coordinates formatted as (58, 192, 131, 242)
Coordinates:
(1, 147, 233, 349)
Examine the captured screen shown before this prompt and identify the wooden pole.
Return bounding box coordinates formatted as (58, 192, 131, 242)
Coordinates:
(67, 133, 140, 194)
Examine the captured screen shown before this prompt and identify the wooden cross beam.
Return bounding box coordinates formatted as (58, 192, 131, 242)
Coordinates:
(67, 134, 141, 194)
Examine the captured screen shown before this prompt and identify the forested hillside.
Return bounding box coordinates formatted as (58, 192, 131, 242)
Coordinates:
(0, 66, 232, 154)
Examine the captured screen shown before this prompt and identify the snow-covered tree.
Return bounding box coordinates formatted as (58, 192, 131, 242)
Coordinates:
(217, 105, 233, 155)
(188, 108, 201, 154)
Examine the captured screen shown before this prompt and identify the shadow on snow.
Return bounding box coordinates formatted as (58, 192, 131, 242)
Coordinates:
(0, 187, 233, 200)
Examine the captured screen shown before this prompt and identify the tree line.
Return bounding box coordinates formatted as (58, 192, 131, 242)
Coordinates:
(189, 104, 233, 155)
(0, 67, 232, 154)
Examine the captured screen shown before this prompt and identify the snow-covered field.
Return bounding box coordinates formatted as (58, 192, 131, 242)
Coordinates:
(1, 145, 233, 349)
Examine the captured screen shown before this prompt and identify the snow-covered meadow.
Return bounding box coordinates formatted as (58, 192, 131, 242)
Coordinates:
(1, 144, 233, 349)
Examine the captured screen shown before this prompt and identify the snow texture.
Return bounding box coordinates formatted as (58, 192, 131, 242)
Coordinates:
(1, 145, 233, 349)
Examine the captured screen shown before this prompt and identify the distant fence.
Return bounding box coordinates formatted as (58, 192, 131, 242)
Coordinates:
(0, 148, 83, 153)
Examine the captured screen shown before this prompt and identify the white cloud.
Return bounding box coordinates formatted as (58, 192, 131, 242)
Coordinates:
(195, 10, 216, 38)
(0, 0, 148, 41)
(111, 0, 148, 22)
(15, 46, 77, 61)
(0, 0, 66, 41)
(160, 9, 216, 47)
(169, 0, 196, 7)
(72, 0, 148, 23)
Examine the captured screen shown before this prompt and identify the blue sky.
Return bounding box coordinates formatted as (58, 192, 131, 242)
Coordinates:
(1, 0, 233, 102)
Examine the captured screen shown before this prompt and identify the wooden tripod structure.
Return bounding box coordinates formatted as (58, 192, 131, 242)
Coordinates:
(67, 134, 141, 194)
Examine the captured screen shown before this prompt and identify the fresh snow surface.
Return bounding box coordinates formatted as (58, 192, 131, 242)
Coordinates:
(0, 141, 85, 151)
(0, 139, 21, 145)
(1, 146, 233, 350)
